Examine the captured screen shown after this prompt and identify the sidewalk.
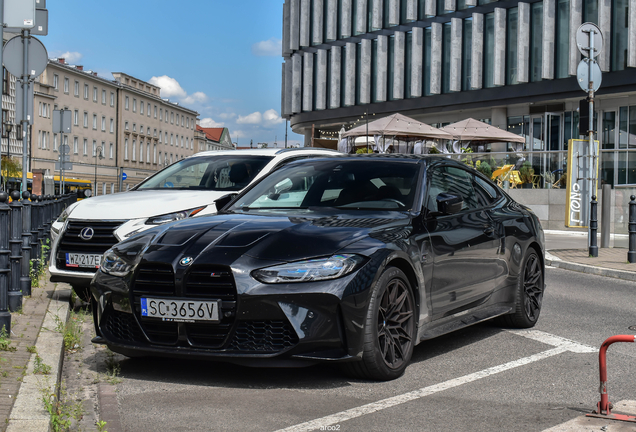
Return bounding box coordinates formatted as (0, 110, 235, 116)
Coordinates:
(546, 247, 636, 282)
(0, 274, 70, 432)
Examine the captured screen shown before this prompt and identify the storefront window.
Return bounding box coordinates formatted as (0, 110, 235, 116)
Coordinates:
(530, 2, 543, 82)
(611, 0, 629, 71)
(463, 18, 473, 91)
(443, 22, 451, 93)
(507, 8, 518, 85)
(483, 13, 495, 88)
(555, 0, 570, 78)
(424, 27, 432, 96)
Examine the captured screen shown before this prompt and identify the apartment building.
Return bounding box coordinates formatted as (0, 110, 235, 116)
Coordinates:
(31, 59, 198, 195)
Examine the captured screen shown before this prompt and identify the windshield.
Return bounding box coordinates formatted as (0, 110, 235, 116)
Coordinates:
(230, 159, 420, 212)
(135, 155, 273, 191)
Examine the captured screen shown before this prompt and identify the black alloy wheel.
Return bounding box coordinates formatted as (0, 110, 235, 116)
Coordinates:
(498, 250, 544, 328)
(343, 267, 416, 381)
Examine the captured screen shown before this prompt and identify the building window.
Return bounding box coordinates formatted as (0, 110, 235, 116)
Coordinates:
(109, 143, 113, 159)
(101, 116, 106, 131)
(53, 74, 59, 90)
(140, 142, 144, 162)
(63, 77, 69, 93)
(83, 139, 88, 155)
(73, 137, 78, 154)
(506, 9, 518, 85)
(159, 108, 162, 120)
(93, 86, 98, 102)
(133, 98, 137, 112)
(124, 138, 129, 160)
(140, 100, 144, 115)
(171, 133, 174, 145)
(3, 68, 9, 94)
(186, 117, 189, 128)
(146, 143, 150, 162)
(442, 22, 452, 93)
(147, 126, 150, 135)
(611, 0, 628, 71)
(74, 110, 79, 125)
(158, 152, 163, 166)
(102, 89, 106, 104)
(583, 0, 598, 24)
(171, 112, 174, 124)
(148, 103, 151, 117)
(84, 112, 88, 128)
(424, 27, 432, 96)
(159, 131, 162, 143)
(110, 92, 115, 106)
(483, 13, 495, 88)
(556, 0, 570, 77)
(530, 2, 543, 82)
(125, 121, 129, 130)
(53, 134, 58, 151)
(132, 140, 136, 161)
(153, 144, 157, 164)
(154, 105, 157, 118)
(110, 118, 114, 133)
(74, 81, 79, 96)
(165, 132, 168, 143)
(181, 115, 184, 126)
(125, 96, 129, 110)
(133, 123, 136, 132)
(93, 114, 97, 129)
(92, 140, 97, 156)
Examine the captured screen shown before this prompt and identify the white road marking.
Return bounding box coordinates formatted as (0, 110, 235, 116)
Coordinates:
(507, 329, 597, 353)
(274, 347, 567, 432)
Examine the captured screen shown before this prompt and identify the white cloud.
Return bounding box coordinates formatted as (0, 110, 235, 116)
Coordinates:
(149, 75, 187, 99)
(234, 130, 248, 139)
(263, 109, 284, 126)
(237, 112, 262, 125)
(49, 51, 83, 64)
(252, 38, 282, 57)
(219, 112, 237, 120)
(199, 118, 224, 128)
(236, 109, 284, 127)
(182, 91, 208, 105)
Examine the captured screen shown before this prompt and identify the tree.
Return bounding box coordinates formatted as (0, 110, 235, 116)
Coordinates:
(1, 156, 22, 191)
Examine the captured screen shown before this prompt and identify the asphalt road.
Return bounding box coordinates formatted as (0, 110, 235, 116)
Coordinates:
(66, 266, 636, 432)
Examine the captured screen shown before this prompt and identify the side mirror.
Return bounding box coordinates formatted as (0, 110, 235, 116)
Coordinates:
(436, 193, 463, 215)
(214, 193, 238, 212)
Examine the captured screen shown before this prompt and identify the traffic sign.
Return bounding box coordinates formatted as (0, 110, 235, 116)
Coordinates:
(3, 0, 35, 29)
(52, 110, 72, 134)
(55, 162, 73, 171)
(15, 81, 34, 124)
(576, 22, 603, 58)
(59, 144, 70, 154)
(122, 172, 127, 181)
(577, 58, 602, 92)
(5, 9, 48, 35)
(2, 35, 48, 78)
(59, 154, 70, 162)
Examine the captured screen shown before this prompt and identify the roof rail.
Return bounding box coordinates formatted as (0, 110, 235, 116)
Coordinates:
(275, 147, 341, 154)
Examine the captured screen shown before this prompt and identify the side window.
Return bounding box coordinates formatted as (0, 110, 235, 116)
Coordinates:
(474, 176, 499, 207)
(426, 165, 480, 212)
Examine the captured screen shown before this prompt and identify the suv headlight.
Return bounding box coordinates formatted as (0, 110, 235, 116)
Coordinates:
(251, 254, 366, 284)
(145, 206, 206, 225)
(100, 249, 134, 277)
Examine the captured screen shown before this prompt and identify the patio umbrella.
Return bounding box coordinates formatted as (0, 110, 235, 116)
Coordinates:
(441, 118, 525, 143)
(341, 113, 454, 140)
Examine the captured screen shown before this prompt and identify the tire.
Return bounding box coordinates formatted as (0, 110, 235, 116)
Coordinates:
(343, 267, 416, 381)
(72, 285, 92, 303)
(498, 249, 544, 328)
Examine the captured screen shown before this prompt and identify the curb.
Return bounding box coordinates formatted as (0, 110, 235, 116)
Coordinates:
(6, 282, 71, 432)
(545, 252, 636, 282)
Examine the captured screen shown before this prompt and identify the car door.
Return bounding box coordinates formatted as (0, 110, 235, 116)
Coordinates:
(425, 164, 502, 319)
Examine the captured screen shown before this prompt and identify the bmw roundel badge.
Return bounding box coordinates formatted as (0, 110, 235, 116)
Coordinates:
(179, 256, 194, 266)
(79, 227, 94, 241)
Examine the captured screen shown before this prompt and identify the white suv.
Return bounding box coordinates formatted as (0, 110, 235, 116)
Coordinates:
(49, 147, 339, 299)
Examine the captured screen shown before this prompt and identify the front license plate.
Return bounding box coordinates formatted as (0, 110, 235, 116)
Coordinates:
(65, 253, 102, 268)
(140, 298, 220, 323)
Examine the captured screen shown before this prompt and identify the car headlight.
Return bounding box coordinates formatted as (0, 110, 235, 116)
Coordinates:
(145, 206, 206, 225)
(100, 249, 134, 277)
(251, 254, 366, 284)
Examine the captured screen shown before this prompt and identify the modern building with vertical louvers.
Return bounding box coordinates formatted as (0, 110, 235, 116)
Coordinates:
(280, 0, 636, 190)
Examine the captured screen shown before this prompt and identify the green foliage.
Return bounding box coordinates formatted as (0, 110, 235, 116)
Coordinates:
(1, 156, 22, 190)
(26, 345, 37, 353)
(104, 349, 122, 384)
(40, 381, 84, 432)
(428, 146, 441, 154)
(475, 161, 493, 179)
(96, 420, 108, 432)
(460, 147, 474, 167)
(355, 147, 374, 154)
(54, 309, 85, 352)
(519, 161, 535, 184)
(34, 354, 51, 375)
(0, 326, 16, 352)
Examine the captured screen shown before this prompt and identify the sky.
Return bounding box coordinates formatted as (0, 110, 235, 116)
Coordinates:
(40, 0, 302, 147)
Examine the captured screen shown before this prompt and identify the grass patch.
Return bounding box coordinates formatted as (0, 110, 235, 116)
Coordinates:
(40, 380, 84, 432)
(0, 326, 16, 352)
(34, 354, 51, 375)
(54, 308, 87, 353)
(104, 349, 122, 384)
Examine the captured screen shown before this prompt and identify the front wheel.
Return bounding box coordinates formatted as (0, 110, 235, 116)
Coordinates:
(343, 267, 416, 381)
(498, 249, 544, 328)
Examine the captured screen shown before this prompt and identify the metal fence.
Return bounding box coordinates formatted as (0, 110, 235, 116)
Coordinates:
(0, 192, 76, 334)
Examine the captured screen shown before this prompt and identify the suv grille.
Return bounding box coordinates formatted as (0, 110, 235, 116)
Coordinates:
(56, 220, 122, 272)
(131, 263, 239, 348)
(228, 321, 298, 352)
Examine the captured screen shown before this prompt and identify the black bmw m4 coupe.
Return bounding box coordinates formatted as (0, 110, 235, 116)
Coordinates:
(91, 154, 545, 380)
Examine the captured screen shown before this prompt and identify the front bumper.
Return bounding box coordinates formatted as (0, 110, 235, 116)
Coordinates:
(91, 259, 379, 364)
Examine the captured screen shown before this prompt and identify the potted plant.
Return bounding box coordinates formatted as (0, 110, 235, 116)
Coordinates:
(541, 170, 555, 189)
(475, 160, 492, 179)
(519, 161, 535, 189)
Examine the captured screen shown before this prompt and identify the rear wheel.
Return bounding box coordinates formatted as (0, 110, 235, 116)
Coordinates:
(498, 249, 544, 328)
(343, 267, 416, 381)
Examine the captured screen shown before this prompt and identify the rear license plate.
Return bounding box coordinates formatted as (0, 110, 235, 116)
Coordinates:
(65, 253, 102, 268)
(140, 298, 220, 323)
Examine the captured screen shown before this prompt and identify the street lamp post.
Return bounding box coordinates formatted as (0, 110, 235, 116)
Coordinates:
(94, 145, 104, 196)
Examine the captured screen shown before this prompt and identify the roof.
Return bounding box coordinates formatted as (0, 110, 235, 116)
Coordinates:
(196, 125, 225, 142)
(342, 113, 454, 140)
